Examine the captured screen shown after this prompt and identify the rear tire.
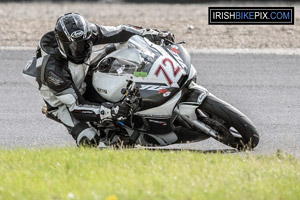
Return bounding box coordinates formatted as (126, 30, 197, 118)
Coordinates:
(198, 94, 259, 150)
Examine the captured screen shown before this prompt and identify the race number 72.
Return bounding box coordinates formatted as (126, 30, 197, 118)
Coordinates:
(154, 58, 181, 85)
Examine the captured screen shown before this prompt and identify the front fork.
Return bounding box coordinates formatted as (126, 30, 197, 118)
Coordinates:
(174, 81, 219, 138)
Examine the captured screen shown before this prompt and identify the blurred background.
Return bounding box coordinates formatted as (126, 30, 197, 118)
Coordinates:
(0, 0, 298, 49)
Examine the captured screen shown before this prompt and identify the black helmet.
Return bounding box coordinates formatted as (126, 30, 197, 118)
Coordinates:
(55, 13, 93, 64)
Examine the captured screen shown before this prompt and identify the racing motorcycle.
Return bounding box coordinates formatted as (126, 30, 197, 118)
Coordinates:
(24, 35, 260, 150)
(85, 35, 259, 150)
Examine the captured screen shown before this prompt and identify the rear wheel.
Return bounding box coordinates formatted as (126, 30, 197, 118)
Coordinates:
(198, 94, 259, 150)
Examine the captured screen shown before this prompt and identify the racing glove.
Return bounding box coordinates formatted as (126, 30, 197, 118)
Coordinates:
(158, 31, 175, 43)
(143, 29, 175, 44)
(100, 102, 131, 121)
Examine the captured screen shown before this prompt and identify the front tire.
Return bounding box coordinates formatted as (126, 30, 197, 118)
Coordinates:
(198, 94, 259, 150)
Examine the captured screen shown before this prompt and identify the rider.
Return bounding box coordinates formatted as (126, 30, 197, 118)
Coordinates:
(34, 13, 174, 147)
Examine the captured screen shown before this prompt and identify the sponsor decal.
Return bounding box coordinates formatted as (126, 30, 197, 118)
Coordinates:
(139, 85, 171, 97)
(133, 72, 148, 77)
(158, 89, 169, 94)
(96, 88, 108, 94)
(140, 85, 168, 91)
(71, 30, 84, 38)
(208, 7, 294, 25)
(171, 46, 179, 54)
(158, 89, 171, 97)
(116, 65, 125, 75)
(24, 59, 33, 71)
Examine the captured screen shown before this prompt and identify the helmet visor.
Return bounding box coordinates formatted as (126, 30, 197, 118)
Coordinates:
(60, 39, 93, 64)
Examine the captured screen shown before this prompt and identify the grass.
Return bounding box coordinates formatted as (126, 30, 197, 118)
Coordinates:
(0, 148, 299, 200)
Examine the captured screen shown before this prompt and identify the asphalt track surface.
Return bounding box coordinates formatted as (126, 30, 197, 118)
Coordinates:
(1, 49, 300, 156)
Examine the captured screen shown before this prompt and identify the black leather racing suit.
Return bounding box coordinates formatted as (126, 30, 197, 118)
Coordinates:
(35, 24, 162, 145)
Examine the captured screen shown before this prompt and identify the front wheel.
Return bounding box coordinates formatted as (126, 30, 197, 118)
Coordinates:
(198, 94, 259, 150)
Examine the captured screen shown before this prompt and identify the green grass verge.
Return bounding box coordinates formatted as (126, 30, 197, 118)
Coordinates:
(0, 148, 299, 200)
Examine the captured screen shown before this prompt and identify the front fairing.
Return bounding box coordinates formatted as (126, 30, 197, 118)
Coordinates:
(92, 35, 191, 104)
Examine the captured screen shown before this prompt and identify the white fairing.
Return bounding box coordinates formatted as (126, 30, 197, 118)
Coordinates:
(92, 72, 129, 102)
(92, 54, 186, 102)
(92, 35, 186, 102)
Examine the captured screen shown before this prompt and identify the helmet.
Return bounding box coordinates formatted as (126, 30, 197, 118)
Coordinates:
(55, 13, 93, 64)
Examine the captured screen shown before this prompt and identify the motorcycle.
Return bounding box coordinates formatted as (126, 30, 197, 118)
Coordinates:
(85, 35, 259, 149)
(24, 35, 259, 150)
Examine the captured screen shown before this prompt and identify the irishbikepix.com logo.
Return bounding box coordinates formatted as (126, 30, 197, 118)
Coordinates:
(209, 7, 294, 25)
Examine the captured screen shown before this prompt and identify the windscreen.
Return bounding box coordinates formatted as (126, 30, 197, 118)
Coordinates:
(99, 35, 161, 75)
